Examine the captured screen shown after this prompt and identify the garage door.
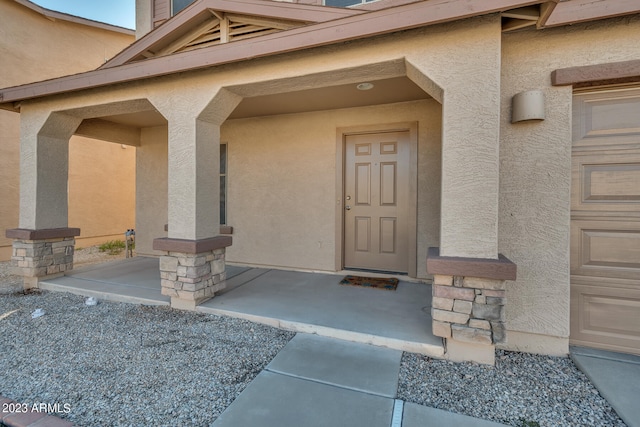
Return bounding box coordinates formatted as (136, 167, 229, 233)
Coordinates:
(570, 88, 640, 355)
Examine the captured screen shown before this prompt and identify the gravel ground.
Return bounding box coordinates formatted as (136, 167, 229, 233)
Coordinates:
(399, 352, 626, 427)
(0, 292, 294, 426)
(0, 248, 627, 427)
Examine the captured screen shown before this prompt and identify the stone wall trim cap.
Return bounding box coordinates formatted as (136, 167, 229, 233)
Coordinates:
(6, 228, 81, 240)
(426, 247, 517, 281)
(153, 236, 232, 254)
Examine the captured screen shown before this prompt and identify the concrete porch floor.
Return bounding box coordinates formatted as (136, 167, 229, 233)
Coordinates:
(39, 257, 444, 358)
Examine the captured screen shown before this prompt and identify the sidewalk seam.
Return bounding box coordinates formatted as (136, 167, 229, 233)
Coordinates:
(263, 368, 397, 399)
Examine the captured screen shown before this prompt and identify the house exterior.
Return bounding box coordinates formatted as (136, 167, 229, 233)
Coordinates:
(0, 0, 136, 261)
(1, 0, 639, 364)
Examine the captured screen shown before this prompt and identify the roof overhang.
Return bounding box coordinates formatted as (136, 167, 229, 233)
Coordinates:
(2, 0, 639, 112)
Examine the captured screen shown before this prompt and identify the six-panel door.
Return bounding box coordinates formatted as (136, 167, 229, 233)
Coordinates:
(344, 131, 410, 273)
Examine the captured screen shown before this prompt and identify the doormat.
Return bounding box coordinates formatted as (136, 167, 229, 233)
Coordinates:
(339, 275, 399, 291)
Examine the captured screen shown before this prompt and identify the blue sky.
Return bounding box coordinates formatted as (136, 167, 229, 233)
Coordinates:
(31, 0, 136, 29)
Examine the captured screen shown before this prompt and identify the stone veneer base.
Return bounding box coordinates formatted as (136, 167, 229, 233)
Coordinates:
(427, 247, 516, 365)
(159, 249, 227, 309)
(9, 233, 77, 289)
(431, 274, 507, 348)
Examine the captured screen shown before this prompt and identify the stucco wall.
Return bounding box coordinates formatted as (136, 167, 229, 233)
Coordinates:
(136, 126, 168, 257)
(132, 100, 442, 275)
(0, 0, 135, 260)
(499, 15, 640, 354)
(13, 14, 498, 258)
(220, 100, 441, 275)
(68, 137, 136, 246)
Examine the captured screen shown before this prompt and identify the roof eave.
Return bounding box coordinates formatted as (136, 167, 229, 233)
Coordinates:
(3, 0, 599, 110)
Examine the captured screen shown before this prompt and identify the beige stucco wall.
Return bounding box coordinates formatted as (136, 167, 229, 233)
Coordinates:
(0, 0, 135, 260)
(499, 15, 640, 354)
(132, 100, 442, 275)
(14, 14, 500, 256)
(220, 100, 442, 275)
(136, 126, 168, 256)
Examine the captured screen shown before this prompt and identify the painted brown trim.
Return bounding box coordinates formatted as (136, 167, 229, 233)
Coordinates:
(6, 228, 81, 240)
(13, 0, 134, 34)
(543, 0, 640, 28)
(426, 247, 517, 281)
(153, 236, 232, 253)
(102, 0, 363, 69)
(219, 225, 234, 235)
(551, 60, 640, 88)
(0, 0, 543, 107)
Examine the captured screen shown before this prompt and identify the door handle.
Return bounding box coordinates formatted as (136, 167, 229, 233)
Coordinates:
(345, 205, 351, 210)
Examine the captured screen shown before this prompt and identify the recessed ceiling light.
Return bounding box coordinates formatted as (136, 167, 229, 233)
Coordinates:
(356, 82, 374, 91)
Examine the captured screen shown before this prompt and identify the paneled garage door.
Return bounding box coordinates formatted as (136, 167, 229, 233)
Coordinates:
(570, 88, 640, 355)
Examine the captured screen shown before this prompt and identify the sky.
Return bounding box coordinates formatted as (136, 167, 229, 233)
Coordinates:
(31, 0, 136, 29)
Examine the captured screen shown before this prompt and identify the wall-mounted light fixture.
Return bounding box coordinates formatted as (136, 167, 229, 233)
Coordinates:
(511, 90, 545, 123)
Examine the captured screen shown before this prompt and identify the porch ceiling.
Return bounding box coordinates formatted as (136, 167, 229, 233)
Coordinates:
(98, 110, 167, 127)
(91, 76, 429, 126)
(229, 76, 430, 119)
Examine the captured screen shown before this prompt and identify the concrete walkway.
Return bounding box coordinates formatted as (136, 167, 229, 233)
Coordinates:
(571, 346, 640, 427)
(213, 333, 507, 427)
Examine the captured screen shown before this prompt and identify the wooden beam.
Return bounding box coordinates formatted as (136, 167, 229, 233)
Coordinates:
(544, 0, 640, 28)
(537, 1, 558, 29)
(220, 16, 229, 43)
(502, 6, 539, 20)
(155, 18, 221, 57)
(551, 59, 640, 87)
(226, 13, 304, 30)
(502, 17, 537, 32)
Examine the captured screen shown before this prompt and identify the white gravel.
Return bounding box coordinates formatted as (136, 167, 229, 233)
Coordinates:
(398, 351, 627, 427)
(1, 246, 295, 426)
(0, 248, 628, 427)
(0, 291, 294, 426)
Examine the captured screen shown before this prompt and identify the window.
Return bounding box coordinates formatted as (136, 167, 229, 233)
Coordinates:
(220, 143, 227, 225)
(172, 0, 195, 16)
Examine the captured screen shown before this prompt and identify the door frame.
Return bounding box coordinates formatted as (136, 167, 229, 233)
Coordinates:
(335, 122, 418, 277)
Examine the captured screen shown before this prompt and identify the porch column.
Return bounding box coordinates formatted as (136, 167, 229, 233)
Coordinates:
(406, 15, 516, 364)
(6, 111, 82, 288)
(152, 89, 241, 310)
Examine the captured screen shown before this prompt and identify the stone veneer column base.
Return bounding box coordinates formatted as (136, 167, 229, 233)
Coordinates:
(159, 249, 226, 310)
(427, 247, 516, 365)
(6, 228, 80, 290)
(432, 274, 507, 365)
(154, 236, 232, 310)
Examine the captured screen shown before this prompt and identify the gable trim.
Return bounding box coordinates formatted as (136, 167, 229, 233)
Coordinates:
(101, 0, 364, 69)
